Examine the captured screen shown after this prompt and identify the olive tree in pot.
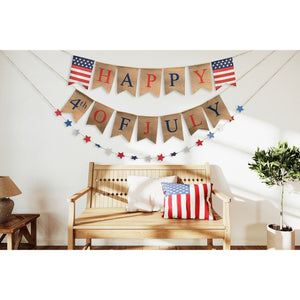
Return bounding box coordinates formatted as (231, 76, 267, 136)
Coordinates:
(248, 142, 300, 250)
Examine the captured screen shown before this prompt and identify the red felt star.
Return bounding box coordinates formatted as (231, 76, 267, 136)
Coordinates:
(83, 135, 91, 143)
(196, 139, 203, 146)
(117, 152, 125, 159)
(55, 109, 62, 116)
(157, 154, 165, 161)
(229, 116, 234, 122)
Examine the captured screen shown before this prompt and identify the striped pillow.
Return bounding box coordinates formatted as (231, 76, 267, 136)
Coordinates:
(161, 182, 214, 220)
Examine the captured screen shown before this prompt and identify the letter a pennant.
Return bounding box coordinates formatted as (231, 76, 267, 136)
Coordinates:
(117, 67, 139, 96)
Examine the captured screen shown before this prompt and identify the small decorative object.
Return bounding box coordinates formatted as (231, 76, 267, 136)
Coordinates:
(248, 142, 300, 250)
(0, 176, 22, 223)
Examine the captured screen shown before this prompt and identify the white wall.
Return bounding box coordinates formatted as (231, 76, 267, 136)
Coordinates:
(1, 50, 300, 246)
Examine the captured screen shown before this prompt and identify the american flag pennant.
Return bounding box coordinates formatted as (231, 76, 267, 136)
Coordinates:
(211, 57, 236, 90)
(68, 55, 95, 89)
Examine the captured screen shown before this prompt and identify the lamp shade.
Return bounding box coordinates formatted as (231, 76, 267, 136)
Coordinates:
(0, 176, 22, 198)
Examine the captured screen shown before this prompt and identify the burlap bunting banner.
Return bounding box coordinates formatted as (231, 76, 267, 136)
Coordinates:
(137, 116, 158, 143)
(61, 91, 232, 144)
(111, 111, 137, 142)
(189, 63, 213, 93)
(91, 62, 116, 93)
(182, 105, 209, 135)
(160, 113, 184, 142)
(86, 102, 114, 133)
(164, 67, 185, 95)
(139, 69, 162, 97)
(61, 90, 94, 122)
(68, 54, 239, 95)
(202, 95, 231, 127)
(117, 66, 139, 96)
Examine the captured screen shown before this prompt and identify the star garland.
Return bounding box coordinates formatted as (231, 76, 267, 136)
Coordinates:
(54, 106, 243, 162)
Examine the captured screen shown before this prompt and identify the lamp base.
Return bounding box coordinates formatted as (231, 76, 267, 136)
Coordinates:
(0, 198, 14, 224)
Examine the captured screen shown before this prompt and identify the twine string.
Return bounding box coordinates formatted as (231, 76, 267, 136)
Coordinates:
(1, 51, 56, 110)
(243, 51, 299, 106)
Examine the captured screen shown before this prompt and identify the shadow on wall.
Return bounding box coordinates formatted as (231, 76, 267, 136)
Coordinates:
(210, 164, 233, 215)
(28, 185, 67, 245)
(211, 164, 281, 245)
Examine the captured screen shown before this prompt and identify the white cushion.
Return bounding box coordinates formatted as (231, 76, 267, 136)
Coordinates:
(126, 175, 177, 212)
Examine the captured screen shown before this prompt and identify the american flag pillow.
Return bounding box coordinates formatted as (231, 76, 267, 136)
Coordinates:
(161, 182, 214, 220)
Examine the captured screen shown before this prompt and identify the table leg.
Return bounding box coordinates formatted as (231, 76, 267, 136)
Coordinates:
(7, 233, 14, 250)
(31, 219, 37, 249)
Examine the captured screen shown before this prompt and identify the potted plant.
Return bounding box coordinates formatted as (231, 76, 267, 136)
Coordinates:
(248, 141, 300, 250)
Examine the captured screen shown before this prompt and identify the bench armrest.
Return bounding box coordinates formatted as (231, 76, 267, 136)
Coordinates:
(212, 189, 231, 203)
(68, 187, 92, 202)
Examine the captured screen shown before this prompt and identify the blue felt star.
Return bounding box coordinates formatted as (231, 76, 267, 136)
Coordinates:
(170, 152, 177, 157)
(131, 155, 138, 160)
(65, 119, 72, 127)
(236, 105, 244, 113)
(207, 132, 214, 139)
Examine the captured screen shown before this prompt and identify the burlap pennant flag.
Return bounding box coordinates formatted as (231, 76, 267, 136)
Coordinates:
(202, 95, 231, 128)
(111, 111, 137, 142)
(139, 69, 162, 97)
(61, 90, 94, 122)
(189, 63, 213, 93)
(182, 105, 209, 135)
(91, 62, 116, 93)
(137, 116, 158, 143)
(86, 102, 115, 133)
(67, 55, 95, 89)
(117, 66, 139, 96)
(164, 67, 185, 95)
(160, 113, 184, 142)
(211, 57, 237, 90)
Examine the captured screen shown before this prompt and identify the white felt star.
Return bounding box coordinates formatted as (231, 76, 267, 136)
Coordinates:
(144, 156, 151, 162)
(105, 148, 113, 156)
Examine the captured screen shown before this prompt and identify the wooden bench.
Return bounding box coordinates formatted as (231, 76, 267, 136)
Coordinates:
(68, 163, 231, 250)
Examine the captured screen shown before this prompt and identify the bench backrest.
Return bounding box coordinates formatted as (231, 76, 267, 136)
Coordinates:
(86, 163, 211, 208)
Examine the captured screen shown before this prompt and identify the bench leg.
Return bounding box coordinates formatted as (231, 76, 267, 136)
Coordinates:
(223, 228, 231, 250)
(86, 238, 91, 250)
(68, 228, 75, 250)
(207, 239, 213, 250)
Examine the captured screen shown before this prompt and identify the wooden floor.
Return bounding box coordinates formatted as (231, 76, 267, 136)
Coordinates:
(37, 245, 268, 250)
(1, 244, 300, 250)
(0, 244, 276, 250)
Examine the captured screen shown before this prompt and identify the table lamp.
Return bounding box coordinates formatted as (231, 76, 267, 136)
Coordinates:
(0, 176, 22, 223)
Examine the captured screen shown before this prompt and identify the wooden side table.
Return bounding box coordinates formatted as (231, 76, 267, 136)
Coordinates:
(0, 214, 40, 250)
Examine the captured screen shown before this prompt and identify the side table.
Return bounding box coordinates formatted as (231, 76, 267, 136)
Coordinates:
(0, 214, 40, 250)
